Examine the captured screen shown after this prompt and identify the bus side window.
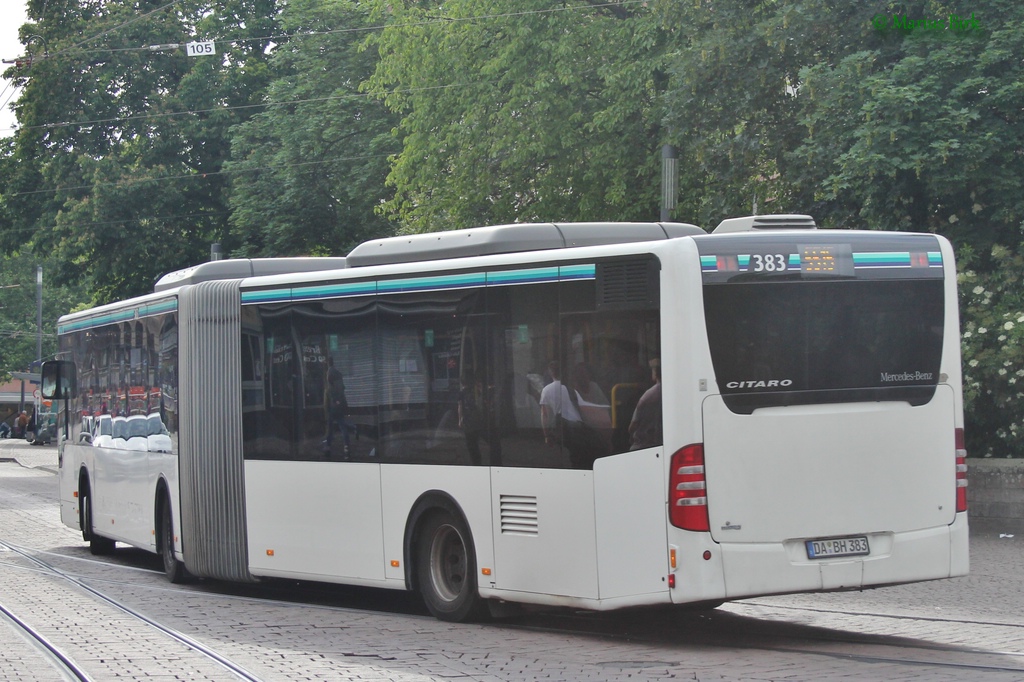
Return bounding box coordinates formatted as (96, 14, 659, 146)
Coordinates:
(486, 284, 564, 468)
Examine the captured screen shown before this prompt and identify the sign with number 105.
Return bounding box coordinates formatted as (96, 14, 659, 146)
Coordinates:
(186, 41, 216, 57)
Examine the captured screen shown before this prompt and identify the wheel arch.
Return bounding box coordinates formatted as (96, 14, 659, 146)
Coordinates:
(402, 490, 475, 592)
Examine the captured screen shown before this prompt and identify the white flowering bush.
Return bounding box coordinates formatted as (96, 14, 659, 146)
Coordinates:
(958, 244, 1024, 457)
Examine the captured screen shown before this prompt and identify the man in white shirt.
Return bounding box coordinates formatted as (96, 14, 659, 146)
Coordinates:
(539, 361, 582, 447)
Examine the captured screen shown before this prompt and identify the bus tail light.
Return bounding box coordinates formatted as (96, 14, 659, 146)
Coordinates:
(670, 444, 709, 531)
(955, 428, 968, 513)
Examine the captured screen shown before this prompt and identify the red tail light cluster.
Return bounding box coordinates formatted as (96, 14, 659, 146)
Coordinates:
(955, 428, 968, 513)
(669, 444, 709, 531)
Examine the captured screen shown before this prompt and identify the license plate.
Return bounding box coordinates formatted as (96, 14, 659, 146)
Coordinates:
(805, 536, 869, 559)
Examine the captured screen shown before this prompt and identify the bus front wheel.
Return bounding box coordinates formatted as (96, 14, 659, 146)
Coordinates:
(415, 510, 486, 622)
(81, 488, 115, 556)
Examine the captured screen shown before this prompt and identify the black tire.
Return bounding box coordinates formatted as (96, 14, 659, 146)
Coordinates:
(159, 497, 189, 584)
(415, 510, 487, 622)
(81, 488, 115, 556)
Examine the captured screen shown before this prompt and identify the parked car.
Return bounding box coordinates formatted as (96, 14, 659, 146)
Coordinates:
(92, 415, 114, 448)
(146, 413, 172, 453)
(111, 415, 128, 449)
(124, 415, 150, 451)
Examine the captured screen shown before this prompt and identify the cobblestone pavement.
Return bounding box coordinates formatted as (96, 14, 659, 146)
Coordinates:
(2, 441, 1022, 681)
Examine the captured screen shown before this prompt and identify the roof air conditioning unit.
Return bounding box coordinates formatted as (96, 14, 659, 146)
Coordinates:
(712, 214, 817, 234)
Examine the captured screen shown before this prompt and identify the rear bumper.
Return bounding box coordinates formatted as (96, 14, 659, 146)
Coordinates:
(711, 514, 969, 600)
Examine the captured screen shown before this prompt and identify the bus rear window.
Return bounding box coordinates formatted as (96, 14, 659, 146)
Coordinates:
(703, 278, 944, 413)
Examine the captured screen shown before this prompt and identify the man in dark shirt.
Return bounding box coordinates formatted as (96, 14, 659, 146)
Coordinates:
(628, 359, 662, 451)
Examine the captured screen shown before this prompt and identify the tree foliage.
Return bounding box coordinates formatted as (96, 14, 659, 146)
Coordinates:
(791, 0, 1024, 255)
(227, 0, 398, 256)
(959, 243, 1024, 457)
(1, 0, 278, 303)
(365, 0, 670, 231)
(1, 0, 1023, 453)
(0, 251, 89, 380)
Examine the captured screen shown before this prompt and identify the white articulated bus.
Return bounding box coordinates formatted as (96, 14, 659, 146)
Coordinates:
(43, 214, 969, 621)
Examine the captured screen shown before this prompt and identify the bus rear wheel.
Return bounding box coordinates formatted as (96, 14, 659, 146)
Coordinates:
(415, 510, 486, 622)
(159, 498, 189, 584)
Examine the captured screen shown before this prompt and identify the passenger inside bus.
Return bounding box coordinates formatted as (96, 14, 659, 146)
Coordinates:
(629, 358, 662, 451)
(540, 361, 609, 469)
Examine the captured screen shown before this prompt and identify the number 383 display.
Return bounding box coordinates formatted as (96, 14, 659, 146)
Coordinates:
(806, 536, 870, 559)
(750, 253, 788, 272)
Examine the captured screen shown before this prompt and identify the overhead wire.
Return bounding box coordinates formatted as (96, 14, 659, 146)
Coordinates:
(4, 151, 387, 199)
(0, 330, 57, 338)
(0, 210, 238, 243)
(45, 0, 190, 60)
(0, 210, 233, 242)
(0, 80, 15, 107)
(1, 0, 649, 138)
(0, 64, 24, 128)
(0, 0, 647, 231)
(14, 82, 460, 133)
(1, 0, 187, 130)
(4, 1, 647, 134)
(34, 1, 649, 58)
(0, 86, 19, 128)
(0, 143, 401, 242)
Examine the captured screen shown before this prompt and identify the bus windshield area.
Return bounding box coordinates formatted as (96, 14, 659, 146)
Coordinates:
(704, 278, 944, 413)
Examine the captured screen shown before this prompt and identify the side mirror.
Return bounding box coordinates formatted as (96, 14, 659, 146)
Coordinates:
(41, 360, 76, 400)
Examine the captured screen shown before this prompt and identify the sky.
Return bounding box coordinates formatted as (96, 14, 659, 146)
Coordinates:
(0, 2, 29, 138)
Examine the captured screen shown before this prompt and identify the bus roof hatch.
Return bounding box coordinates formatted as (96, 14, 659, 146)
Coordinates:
(712, 214, 817, 234)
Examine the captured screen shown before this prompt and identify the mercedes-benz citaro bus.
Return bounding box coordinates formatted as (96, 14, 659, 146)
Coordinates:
(43, 214, 968, 622)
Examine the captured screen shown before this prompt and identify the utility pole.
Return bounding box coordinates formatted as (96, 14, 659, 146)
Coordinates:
(660, 144, 678, 222)
(36, 265, 42, 366)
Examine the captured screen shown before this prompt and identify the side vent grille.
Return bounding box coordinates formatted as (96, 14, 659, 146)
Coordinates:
(500, 495, 539, 536)
(597, 258, 658, 310)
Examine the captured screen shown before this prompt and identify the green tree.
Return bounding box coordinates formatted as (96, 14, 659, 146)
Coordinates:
(1, 0, 279, 304)
(227, 0, 398, 256)
(783, 1, 1024, 455)
(792, 1, 1024, 254)
(959, 243, 1024, 457)
(0, 250, 90, 379)
(657, 0, 1024, 454)
(366, 0, 670, 232)
(656, 0, 905, 226)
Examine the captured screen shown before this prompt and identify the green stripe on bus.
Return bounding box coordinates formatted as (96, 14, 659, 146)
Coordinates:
(559, 264, 597, 279)
(486, 267, 560, 285)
